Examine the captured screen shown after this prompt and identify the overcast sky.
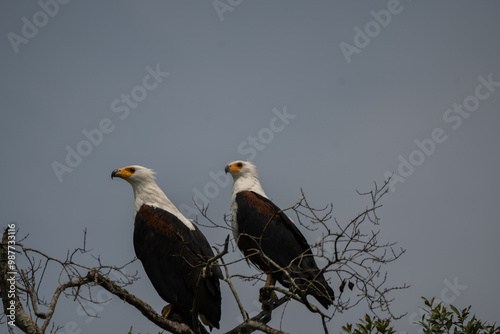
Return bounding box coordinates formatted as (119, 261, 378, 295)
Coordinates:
(2, 1, 500, 333)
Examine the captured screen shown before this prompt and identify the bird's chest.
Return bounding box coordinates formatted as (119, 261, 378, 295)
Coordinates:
(230, 200, 239, 240)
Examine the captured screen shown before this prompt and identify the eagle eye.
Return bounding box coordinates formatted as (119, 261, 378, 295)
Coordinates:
(237, 162, 243, 167)
(129, 167, 136, 173)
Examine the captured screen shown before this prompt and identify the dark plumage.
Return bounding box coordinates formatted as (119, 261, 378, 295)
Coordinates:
(226, 161, 334, 308)
(112, 165, 222, 330)
(134, 204, 222, 329)
(235, 191, 334, 308)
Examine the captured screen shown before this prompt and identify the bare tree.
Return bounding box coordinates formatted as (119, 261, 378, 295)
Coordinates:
(0, 179, 406, 334)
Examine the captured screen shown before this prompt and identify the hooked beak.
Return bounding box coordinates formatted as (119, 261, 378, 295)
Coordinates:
(111, 169, 119, 179)
(224, 165, 230, 174)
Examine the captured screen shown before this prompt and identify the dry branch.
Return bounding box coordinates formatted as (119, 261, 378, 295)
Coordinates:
(1, 179, 406, 334)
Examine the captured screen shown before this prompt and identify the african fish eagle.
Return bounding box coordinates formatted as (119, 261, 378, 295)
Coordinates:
(111, 165, 222, 330)
(225, 161, 334, 308)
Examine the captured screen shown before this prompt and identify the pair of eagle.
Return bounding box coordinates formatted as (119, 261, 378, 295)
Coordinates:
(111, 161, 334, 331)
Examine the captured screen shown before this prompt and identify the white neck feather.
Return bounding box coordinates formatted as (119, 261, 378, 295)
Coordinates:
(231, 174, 268, 200)
(131, 181, 195, 230)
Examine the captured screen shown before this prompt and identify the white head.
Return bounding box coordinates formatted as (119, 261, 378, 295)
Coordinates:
(224, 161, 267, 198)
(111, 165, 156, 185)
(224, 160, 258, 179)
(111, 165, 194, 230)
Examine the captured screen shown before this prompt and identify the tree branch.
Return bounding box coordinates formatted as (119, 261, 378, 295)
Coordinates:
(2, 178, 407, 333)
(85, 270, 195, 334)
(1, 229, 42, 334)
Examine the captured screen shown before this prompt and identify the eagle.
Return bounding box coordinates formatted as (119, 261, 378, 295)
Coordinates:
(225, 161, 334, 308)
(112, 165, 222, 330)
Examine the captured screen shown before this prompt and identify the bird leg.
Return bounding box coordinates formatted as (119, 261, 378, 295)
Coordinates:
(161, 304, 173, 319)
(161, 304, 190, 325)
(259, 274, 278, 305)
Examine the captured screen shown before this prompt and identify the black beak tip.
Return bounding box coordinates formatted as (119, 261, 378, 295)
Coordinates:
(111, 169, 118, 179)
(224, 165, 230, 174)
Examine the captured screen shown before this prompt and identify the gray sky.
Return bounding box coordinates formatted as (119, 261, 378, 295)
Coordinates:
(2, 1, 500, 333)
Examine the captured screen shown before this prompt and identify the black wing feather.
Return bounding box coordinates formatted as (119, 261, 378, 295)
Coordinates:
(134, 204, 221, 328)
(235, 191, 334, 308)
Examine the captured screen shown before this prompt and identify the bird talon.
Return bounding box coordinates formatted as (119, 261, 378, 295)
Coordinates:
(259, 287, 278, 304)
(161, 304, 172, 319)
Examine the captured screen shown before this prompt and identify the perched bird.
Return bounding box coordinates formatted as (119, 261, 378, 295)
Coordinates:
(112, 165, 222, 330)
(225, 161, 334, 308)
